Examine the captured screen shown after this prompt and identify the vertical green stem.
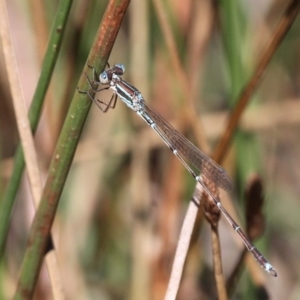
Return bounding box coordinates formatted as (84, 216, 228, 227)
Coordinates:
(13, 1, 130, 299)
(0, 0, 73, 257)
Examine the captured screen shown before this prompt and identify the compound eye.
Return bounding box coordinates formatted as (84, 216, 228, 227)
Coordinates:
(99, 71, 109, 84)
(114, 64, 125, 75)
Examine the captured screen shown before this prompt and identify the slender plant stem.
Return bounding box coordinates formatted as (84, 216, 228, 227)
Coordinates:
(213, 0, 300, 164)
(202, 177, 227, 300)
(0, 0, 73, 258)
(211, 228, 227, 300)
(13, 1, 130, 299)
(151, 0, 208, 151)
(164, 184, 202, 300)
(154, 1, 225, 297)
(0, 1, 74, 299)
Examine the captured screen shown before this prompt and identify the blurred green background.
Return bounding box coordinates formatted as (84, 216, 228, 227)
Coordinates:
(0, 0, 299, 299)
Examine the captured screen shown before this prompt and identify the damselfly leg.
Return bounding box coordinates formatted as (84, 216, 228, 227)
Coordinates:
(77, 65, 117, 112)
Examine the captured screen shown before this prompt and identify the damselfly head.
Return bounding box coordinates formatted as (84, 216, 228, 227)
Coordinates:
(99, 64, 125, 84)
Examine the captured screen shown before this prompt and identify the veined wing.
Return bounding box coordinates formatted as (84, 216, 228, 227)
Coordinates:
(143, 102, 233, 192)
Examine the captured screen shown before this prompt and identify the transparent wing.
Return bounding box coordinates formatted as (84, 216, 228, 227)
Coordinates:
(143, 102, 233, 192)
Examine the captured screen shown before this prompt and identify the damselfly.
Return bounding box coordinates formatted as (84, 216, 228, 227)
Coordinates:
(78, 63, 277, 277)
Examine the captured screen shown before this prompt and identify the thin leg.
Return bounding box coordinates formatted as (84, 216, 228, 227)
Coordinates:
(87, 64, 100, 85)
(79, 89, 117, 113)
(94, 93, 117, 112)
(77, 70, 108, 94)
(77, 64, 117, 112)
(78, 65, 108, 93)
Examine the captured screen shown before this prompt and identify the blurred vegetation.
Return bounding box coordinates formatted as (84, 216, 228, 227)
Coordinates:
(0, 0, 300, 299)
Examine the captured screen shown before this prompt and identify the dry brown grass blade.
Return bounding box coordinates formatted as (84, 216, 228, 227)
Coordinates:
(151, 0, 208, 151)
(213, 0, 300, 164)
(153, 0, 226, 299)
(202, 176, 227, 300)
(164, 184, 202, 300)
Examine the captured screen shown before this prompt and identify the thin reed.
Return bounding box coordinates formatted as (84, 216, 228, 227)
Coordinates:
(0, 1, 299, 299)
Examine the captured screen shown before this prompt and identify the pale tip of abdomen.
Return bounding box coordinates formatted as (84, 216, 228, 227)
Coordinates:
(265, 263, 278, 277)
